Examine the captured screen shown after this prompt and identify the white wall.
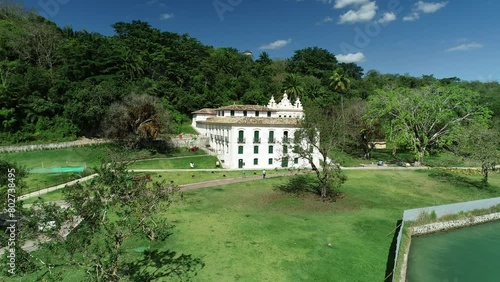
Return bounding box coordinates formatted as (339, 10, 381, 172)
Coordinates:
(192, 113, 215, 135)
(218, 125, 310, 169)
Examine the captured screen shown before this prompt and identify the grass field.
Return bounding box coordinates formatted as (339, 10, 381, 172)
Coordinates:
(21, 169, 295, 203)
(0, 145, 206, 169)
(22, 173, 87, 195)
(9, 170, 500, 281)
(333, 148, 478, 168)
(1, 146, 207, 193)
(148, 169, 295, 185)
(178, 122, 198, 134)
(162, 171, 500, 281)
(128, 156, 219, 170)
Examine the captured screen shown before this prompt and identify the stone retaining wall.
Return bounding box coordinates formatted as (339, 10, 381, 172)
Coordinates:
(0, 139, 109, 153)
(0, 136, 209, 153)
(411, 212, 500, 236)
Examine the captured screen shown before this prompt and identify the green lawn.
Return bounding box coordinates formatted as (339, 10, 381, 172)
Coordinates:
(20, 169, 293, 203)
(1, 146, 207, 193)
(334, 148, 480, 168)
(8, 170, 500, 281)
(22, 173, 89, 195)
(129, 156, 219, 170)
(147, 169, 296, 185)
(178, 123, 198, 134)
(0, 146, 110, 169)
(0, 145, 207, 170)
(22, 189, 66, 205)
(162, 171, 500, 281)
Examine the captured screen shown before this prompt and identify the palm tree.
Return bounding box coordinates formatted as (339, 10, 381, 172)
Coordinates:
(123, 48, 144, 80)
(329, 67, 351, 148)
(283, 73, 304, 101)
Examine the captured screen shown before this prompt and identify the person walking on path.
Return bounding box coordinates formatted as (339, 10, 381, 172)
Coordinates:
(262, 169, 266, 179)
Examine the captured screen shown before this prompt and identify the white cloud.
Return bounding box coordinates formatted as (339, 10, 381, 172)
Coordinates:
(378, 12, 396, 24)
(334, 0, 369, 9)
(259, 39, 292, 50)
(338, 1, 377, 24)
(403, 12, 420, 21)
(336, 52, 365, 63)
(316, 0, 334, 5)
(316, 16, 334, 25)
(446, 42, 483, 52)
(404, 1, 448, 22)
(160, 13, 174, 20)
(322, 16, 334, 22)
(416, 1, 448, 13)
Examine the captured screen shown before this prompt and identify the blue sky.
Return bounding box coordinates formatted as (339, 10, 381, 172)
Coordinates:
(19, 0, 500, 81)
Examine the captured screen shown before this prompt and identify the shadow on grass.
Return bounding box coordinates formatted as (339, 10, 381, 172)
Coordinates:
(427, 170, 494, 191)
(384, 220, 402, 282)
(124, 249, 205, 281)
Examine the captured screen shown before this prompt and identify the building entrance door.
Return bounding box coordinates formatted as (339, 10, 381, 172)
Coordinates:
(281, 157, 288, 168)
(238, 159, 244, 169)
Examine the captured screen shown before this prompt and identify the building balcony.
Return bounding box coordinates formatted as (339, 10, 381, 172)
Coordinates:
(237, 138, 246, 144)
(282, 137, 291, 144)
(253, 138, 261, 144)
(224, 137, 229, 143)
(268, 138, 275, 144)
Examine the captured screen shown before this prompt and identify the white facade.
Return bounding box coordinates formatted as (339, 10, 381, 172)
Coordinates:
(193, 92, 320, 169)
(191, 108, 216, 136)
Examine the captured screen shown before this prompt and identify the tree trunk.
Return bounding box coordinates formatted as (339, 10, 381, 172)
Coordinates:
(482, 163, 489, 183)
(417, 148, 426, 165)
(341, 94, 345, 149)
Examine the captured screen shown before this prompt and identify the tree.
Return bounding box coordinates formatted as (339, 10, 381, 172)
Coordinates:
(301, 75, 327, 102)
(329, 67, 352, 148)
(15, 19, 62, 69)
(6, 156, 204, 280)
(287, 47, 337, 80)
(342, 99, 384, 158)
(101, 94, 171, 146)
(0, 160, 40, 275)
(256, 51, 271, 66)
(453, 123, 500, 183)
(329, 67, 351, 95)
(283, 73, 304, 101)
(291, 103, 347, 199)
(367, 85, 491, 164)
(338, 62, 363, 80)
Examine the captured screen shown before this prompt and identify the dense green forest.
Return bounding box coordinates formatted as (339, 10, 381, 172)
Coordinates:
(1, 2, 499, 145)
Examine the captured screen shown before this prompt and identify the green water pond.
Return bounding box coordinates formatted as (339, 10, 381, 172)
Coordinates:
(407, 220, 500, 281)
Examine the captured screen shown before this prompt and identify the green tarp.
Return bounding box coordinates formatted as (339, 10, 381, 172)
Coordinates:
(30, 166, 85, 173)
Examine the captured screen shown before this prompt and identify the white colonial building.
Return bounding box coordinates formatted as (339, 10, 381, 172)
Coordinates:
(192, 92, 320, 169)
